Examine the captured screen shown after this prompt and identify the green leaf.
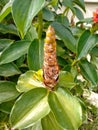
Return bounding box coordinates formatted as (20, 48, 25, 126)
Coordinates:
(0, 40, 31, 65)
(42, 112, 64, 130)
(0, 101, 14, 114)
(77, 30, 98, 59)
(42, 8, 54, 21)
(27, 39, 44, 71)
(90, 46, 98, 57)
(0, 39, 13, 52)
(16, 69, 45, 92)
(48, 87, 82, 130)
(73, 0, 85, 12)
(0, 0, 12, 22)
(79, 59, 98, 85)
(12, 0, 45, 38)
(0, 81, 20, 103)
(58, 71, 76, 89)
(24, 25, 38, 41)
(74, 7, 84, 20)
(0, 63, 21, 77)
(27, 121, 42, 130)
(51, 22, 76, 52)
(0, 23, 18, 35)
(63, 0, 75, 13)
(10, 88, 50, 129)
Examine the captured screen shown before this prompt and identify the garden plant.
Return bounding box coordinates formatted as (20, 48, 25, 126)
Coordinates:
(0, 0, 98, 129)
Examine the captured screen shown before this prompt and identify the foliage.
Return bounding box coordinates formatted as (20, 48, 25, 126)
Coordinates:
(0, 0, 98, 129)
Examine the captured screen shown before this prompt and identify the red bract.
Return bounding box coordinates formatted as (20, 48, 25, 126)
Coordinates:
(93, 9, 98, 23)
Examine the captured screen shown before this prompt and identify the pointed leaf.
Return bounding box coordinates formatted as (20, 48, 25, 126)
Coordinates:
(0, 0, 12, 22)
(42, 112, 64, 130)
(77, 30, 98, 59)
(79, 59, 98, 85)
(0, 81, 20, 103)
(27, 39, 44, 71)
(51, 22, 76, 52)
(10, 88, 50, 129)
(0, 40, 31, 65)
(12, 0, 45, 38)
(16, 69, 45, 92)
(0, 63, 21, 77)
(48, 87, 82, 130)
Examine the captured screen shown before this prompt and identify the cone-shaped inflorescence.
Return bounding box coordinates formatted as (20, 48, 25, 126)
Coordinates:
(43, 26, 59, 90)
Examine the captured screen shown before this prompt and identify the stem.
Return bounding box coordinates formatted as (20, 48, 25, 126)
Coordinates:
(38, 11, 43, 40)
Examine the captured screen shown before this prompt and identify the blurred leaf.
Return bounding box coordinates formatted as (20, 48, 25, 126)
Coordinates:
(77, 30, 98, 59)
(56, 15, 69, 27)
(24, 25, 38, 41)
(0, 0, 12, 22)
(63, 0, 75, 13)
(90, 46, 98, 57)
(58, 71, 76, 89)
(0, 81, 20, 103)
(71, 27, 84, 37)
(0, 63, 21, 77)
(16, 69, 45, 92)
(48, 87, 82, 130)
(52, 22, 76, 52)
(0, 39, 13, 52)
(74, 7, 84, 20)
(0, 40, 31, 65)
(0, 23, 18, 35)
(24, 121, 42, 130)
(79, 59, 98, 85)
(10, 88, 50, 129)
(50, 0, 58, 6)
(0, 101, 14, 114)
(42, 112, 64, 130)
(12, 0, 45, 38)
(57, 44, 65, 56)
(27, 39, 44, 71)
(43, 8, 54, 21)
(73, 0, 85, 12)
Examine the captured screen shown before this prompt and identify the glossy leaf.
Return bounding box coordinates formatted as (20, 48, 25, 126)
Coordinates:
(42, 112, 64, 130)
(12, 0, 45, 38)
(0, 81, 20, 103)
(0, 0, 12, 22)
(0, 40, 31, 65)
(77, 30, 98, 59)
(16, 69, 45, 92)
(51, 22, 76, 52)
(10, 88, 50, 129)
(0, 23, 18, 35)
(0, 63, 21, 77)
(27, 39, 44, 71)
(48, 87, 82, 130)
(79, 59, 98, 85)
(58, 71, 76, 89)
